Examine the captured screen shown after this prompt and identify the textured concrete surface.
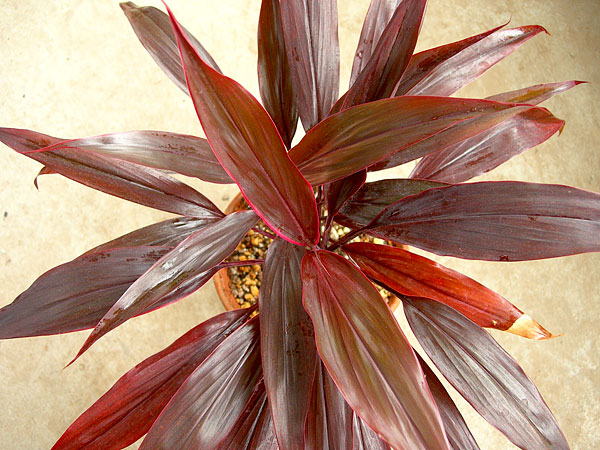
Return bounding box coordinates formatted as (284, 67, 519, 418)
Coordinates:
(1, 1, 598, 448)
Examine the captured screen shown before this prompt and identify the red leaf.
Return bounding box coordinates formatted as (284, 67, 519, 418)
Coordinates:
(139, 316, 262, 449)
(289, 97, 533, 185)
(368, 181, 600, 261)
(120, 1, 220, 94)
(405, 298, 569, 450)
(258, 0, 298, 148)
(342, 0, 427, 108)
(395, 25, 547, 96)
(411, 81, 582, 183)
(352, 413, 392, 450)
(260, 239, 316, 450)
(52, 308, 252, 450)
(301, 250, 450, 450)
(279, 0, 340, 130)
(166, 6, 319, 245)
(344, 242, 554, 339)
(324, 170, 367, 229)
(0, 128, 223, 218)
(74, 210, 258, 360)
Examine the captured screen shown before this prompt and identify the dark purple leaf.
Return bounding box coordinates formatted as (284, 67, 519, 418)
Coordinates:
(411, 81, 581, 183)
(301, 250, 450, 450)
(0, 128, 223, 218)
(344, 242, 554, 339)
(336, 178, 445, 229)
(120, 1, 220, 94)
(342, 0, 427, 108)
(258, 0, 298, 148)
(368, 181, 600, 261)
(395, 25, 547, 96)
(289, 96, 534, 185)
(139, 316, 262, 449)
(74, 210, 258, 360)
(305, 360, 353, 450)
(260, 239, 315, 450)
(167, 6, 319, 245)
(279, 0, 340, 130)
(352, 413, 391, 450)
(324, 170, 367, 228)
(404, 298, 569, 450)
(52, 309, 252, 450)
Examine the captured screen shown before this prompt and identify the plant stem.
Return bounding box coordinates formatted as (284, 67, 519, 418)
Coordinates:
(220, 259, 264, 268)
(252, 227, 276, 240)
(327, 227, 366, 251)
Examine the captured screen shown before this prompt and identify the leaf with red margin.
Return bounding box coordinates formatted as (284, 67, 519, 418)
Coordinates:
(343, 242, 553, 339)
(139, 316, 262, 450)
(305, 360, 353, 450)
(394, 25, 547, 96)
(0, 128, 223, 219)
(367, 181, 600, 261)
(416, 354, 480, 450)
(404, 298, 569, 450)
(120, 1, 220, 94)
(352, 412, 392, 450)
(258, 0, 298, 148)
(166, 6, 319, 245)
(411, 81, 581, 183)
(279, 0, 339, 130)
(301, 250, 450, 450)
(74, 210, 258, 360)
(51, 308, 253, 450)
(260, 239, 315, 450)
(289, 97, 534, 186)
(335, 178, 446, 229)
(342, 0, 427, 109)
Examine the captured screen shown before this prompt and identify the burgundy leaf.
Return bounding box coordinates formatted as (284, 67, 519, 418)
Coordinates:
(258, 0, 298, 148)
(167, 6, 319, 245)
(368, 181, 600, 261)
(260, 239, 315, 450)
(395, 25, 547, 96)
(301, 250, 450, 450)
(405, 298, 569, 450)
(336, 178, 445, 229)
(0, 128, 223, 218)
(279, 0, 340, 130)
(120, 1, 220, 95)
(0, 246, 171, 339)
(344, 242, 554, 339)
(352, 413, 392, 450)
(350, 0, 402, 87)
(289, 97, 533, 185)
(342, 0, 427, 108)
(52, 308, 252, 450)
(324, 170, 367, 228)
(411, 81, 581, 183)
(417, 354, 480, 450)
(139, 316, 262, 449)
(305, 360, 353, 450)
(74, 210, 258, 360)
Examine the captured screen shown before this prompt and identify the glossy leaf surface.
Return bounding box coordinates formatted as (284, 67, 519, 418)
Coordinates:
(140, 317, 262, 449)
(324, 170, 367, 228)
(289, 97, 533, 185)
(258, 0, 298, 148)
(352, 413, 392, 450)
(52, 309, 252, 450)
(260, 239, 315, 450)
(120, 1, 220, 94)
(301, 250, 449, 450)
(405, 298, 569, 450)
(279, 0, 339, 130)
(368, 181, 600, 261)
(76, 210, 258, 359)
(344, 242, 553, 339)
(411, 81, 580, 182)
(0, 128, 222, 218)
(395, 25, 547, 96)
(0, 246, 170, 339)
(167, 7, 319, 245)
(342, 0, 427, 108)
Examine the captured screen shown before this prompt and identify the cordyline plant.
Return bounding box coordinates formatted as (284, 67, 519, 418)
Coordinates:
(1, 0, 598, 449)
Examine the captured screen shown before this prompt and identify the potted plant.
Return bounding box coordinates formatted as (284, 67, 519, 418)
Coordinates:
(1, 0, 598, 449)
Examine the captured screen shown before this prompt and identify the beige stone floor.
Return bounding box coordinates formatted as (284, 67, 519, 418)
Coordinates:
(1, 0, 598, 448)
